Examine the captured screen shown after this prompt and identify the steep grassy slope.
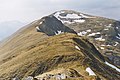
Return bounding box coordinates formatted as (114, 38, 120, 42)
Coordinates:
(0, 10, 120, 80)
(0, 33, 119, 80)
(0, 20, 48, 63)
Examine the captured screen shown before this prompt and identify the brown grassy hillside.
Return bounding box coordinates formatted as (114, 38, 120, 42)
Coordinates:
(0, 10, 120, 80)
(0, 32, 119, 80)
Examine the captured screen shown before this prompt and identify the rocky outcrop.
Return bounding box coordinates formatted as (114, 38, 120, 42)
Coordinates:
(36, 15, 76, 36)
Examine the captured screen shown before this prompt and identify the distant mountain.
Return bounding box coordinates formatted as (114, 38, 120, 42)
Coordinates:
(0, 21, 26, 41)
(0, 10, 120, 80)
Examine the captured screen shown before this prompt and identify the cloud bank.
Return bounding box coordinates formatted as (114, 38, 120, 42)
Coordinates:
(0, 0, 120, 22)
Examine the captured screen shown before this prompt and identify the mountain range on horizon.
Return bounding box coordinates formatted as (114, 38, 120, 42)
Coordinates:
(0, 10, 120, 80)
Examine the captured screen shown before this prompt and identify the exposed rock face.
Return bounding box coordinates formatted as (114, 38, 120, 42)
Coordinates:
(35, 68, 83, 80)
(36, 15, 76, 36)
(0, 10, 120, 80)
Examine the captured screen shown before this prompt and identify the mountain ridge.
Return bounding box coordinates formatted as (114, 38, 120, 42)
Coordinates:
(0, 10, 120, 80)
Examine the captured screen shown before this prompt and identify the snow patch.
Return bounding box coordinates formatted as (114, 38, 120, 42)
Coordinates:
(116, 27, 119, 29)
(100, 47, 104, 50)
(54, 11, 62, 21)
(77, 29, 92, 36)
(56, 74, 66, 80)
(75, 46, 80, 50)
(62, 21, 74, 24)
(60, 74, 66, 79)
(80, 14, 93, 18)
(86, 29, 92, 32)
(86, 67, 96, 76)
(114, 42, 119, 46)
(54, 12, 86, 24)
(54, 12, 61, 18)
(118, 33, 120, 36)
(64, 14, 81, 18)
(96, 47, 99, 50)
(95, 36, 105, 41)
(101, 45, 105, 46)
(73, 19, 85, 23)
(87, 32, 100, 36)
(39, 22, 43, 25)
(106, 24, 112, 28)
(106, 44, 111, 47)
(36, 26, 40, 31)
(55, 31, 64, 35)
(116, 36, 120, 39)
(104, 28, 109, 30)
(77, 31, 87, 36)
(105, 61, 120, 72)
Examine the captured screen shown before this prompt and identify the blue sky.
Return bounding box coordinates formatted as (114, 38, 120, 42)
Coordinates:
(0, 0, 120, 40)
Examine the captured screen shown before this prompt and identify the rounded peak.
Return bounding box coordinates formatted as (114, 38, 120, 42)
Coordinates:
(51, 10, 95, 24)
(53, 10, 93, 17)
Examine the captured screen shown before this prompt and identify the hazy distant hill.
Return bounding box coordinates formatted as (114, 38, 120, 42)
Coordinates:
(0, 21, 26, 41)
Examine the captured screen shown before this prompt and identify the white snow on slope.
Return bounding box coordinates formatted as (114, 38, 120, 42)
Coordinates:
(39, 22, 43, 25)
(80, 13, 95, 18)
(77, 30, 92, 36)
(54, 11, 87, 24)
(62, 21, 74, 24)
(54, 11, 90, 19)
(88, 32, 100, 36)
(86, 29, 92, 32)
(118, 33, 120, 36)
(106, 44, 111, 47)
(100, 47, 104, 50)
(95, 36, 105, 41)
(114, 42, 119, 46)
(73, 19, 85, 23)
(63, 19, 85, 24)
(101, 45, 105, 46)
(86, 67, 96, 76)
(55, 31, 64, 35)
(116, 36, 120, 39)
(54, 11, 62, 21)
(36, 26, 40, 31)
(64, 13, 81, 18)
(106, 24, 112, 28)
(116, 27, 119, 29)
(77, 31, 87, 36)
(105, 61, 120, 72)
(104, 28, 109, 30)
(75, 46, 80, 50)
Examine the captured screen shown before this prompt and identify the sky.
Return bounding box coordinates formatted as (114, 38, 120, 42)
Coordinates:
(0, 0, 120, 22)
(0, 0, 120, 40)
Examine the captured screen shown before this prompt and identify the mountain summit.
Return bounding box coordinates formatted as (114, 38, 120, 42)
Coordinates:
(0, 10, 120, 80)
(52, 10, 120, 66)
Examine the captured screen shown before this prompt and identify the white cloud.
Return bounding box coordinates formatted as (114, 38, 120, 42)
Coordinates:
(0, 0, 120, 23)
(50, 0, 61, 2)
